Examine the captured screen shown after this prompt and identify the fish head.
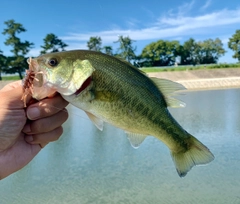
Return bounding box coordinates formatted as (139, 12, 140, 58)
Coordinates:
(24, 51, 95, 100)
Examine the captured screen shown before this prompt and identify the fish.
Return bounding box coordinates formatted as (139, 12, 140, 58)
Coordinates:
(22, 50, 214, 177)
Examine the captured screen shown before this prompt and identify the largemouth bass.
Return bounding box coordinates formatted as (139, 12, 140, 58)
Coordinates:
(23, 50, 214, 177)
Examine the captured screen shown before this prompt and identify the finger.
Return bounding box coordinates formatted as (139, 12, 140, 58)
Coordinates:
(26, 94, 69, 120)
(0, 81, 31, 109)
(22, 109, 68, 134)
(24, 126, 63, 147)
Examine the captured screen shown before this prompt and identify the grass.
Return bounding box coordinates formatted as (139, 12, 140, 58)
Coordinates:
(1, 75, 20, 80)
(140, 63, 240, 73)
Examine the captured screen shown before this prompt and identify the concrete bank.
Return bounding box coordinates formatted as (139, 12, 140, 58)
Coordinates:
(148, 68, 240, 90)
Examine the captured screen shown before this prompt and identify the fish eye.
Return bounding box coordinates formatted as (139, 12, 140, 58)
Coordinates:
(48, 58, 58, 67)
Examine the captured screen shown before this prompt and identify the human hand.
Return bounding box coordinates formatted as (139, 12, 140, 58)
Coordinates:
(0, 81, 69, 179)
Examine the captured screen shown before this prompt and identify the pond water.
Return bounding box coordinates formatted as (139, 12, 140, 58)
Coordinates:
(1, 88, 240, 204)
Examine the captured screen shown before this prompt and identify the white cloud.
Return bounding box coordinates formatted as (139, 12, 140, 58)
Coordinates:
(60, 7, 240, 46)
(126, 18, 141, 29)
(200, 0, 212, 11)
(220, 36, 231, 45)
(176, 0, 195, 16)
(158, 8, 240, 28)
(60, 6, 240, 49)
(27, 42, 87, 57)
(65, 42, 87, 50)
(27, 48, 41, 57)
(164, 0, 195, 18)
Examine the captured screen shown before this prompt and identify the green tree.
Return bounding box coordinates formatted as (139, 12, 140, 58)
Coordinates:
(180, 38, 200, 65)
(179, 38, 225, 65)
(115, 35, 136, 62)
(140, 40, 180, 66)
(2, 19, 34, 79)
(87, 36, 102, 51)
(40, 33, 68, 54)
(102, 46, 113, 55)
(198, 38, 226, 64)
(0, 50, 7, 80)
(228, 30, 240, 62)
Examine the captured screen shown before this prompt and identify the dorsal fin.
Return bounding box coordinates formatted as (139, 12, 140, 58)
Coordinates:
(150, 77, 186, 108)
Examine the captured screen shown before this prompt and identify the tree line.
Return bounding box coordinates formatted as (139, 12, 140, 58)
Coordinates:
(0, 20, 68, 80)
(1, 19, 240, 80)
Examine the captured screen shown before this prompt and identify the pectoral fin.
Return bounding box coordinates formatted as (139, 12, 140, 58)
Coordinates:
(126, 132, 148, 149)
(85, 111, 104, 131)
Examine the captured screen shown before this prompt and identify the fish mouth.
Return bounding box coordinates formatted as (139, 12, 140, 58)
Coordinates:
(74, 76, 92, 95)
(22, 57, 56, 106)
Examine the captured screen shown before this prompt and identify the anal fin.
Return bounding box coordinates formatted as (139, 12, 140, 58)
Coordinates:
(126, 132, 148, 149)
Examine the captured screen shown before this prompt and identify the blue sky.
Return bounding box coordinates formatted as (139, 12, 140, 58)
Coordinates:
(0, 0, 240, 63)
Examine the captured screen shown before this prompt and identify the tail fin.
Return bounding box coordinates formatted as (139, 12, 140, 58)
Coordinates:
(170, 135, 214, 177)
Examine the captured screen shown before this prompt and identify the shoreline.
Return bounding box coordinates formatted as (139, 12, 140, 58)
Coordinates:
(177, 77, 240, 90)
(148, 68, 240, 90)
(1, 68, 240, 91)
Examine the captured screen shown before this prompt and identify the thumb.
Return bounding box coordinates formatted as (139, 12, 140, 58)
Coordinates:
(0, 81, 31, 109)
(0, 81, 22, 92)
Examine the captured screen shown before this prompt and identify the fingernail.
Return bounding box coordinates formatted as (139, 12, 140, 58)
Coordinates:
(27, 107, 40, 119)
(25, 135, 33, 142)
(22, 124, 31, 133)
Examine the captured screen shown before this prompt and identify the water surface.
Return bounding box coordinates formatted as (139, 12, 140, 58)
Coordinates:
(1, 88, 240, 204)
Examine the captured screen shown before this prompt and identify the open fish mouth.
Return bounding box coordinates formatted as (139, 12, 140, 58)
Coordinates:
(21, 57, 55, 107)
(22, 58, 42, 107)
